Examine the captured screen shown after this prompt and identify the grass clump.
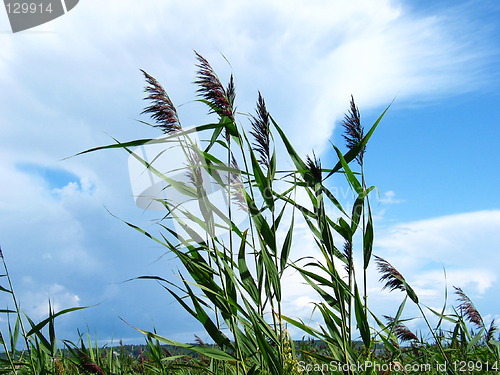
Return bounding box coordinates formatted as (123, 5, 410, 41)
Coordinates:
(0, 53, 498, 374)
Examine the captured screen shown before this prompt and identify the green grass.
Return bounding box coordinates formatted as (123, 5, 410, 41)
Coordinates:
(1, 53, 499, 374)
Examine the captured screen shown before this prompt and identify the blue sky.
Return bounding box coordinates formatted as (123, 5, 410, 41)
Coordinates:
(0, 0, 499, 344)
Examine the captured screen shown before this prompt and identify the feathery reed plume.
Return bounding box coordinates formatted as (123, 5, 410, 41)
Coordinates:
(486, 319, 497, 343)
(141, 69, 181, 133)
(226, 74, 236, 112)
(342, 95, 364, 165)
(194, 51, 235, 122)
(186, 149, 204, 190)
(306, 152, 322, 184)
(194, 334, 206, 346)
(384, 316, 419, 342)
(454, 286, 484, 327)
(342, 240, 352, 274)
(375, 255, 406, 293)
(250, 92, 271, 168)
(229, 154, 248, 211)
(77, 351, 105, 375)
(375, 256, 418, 310)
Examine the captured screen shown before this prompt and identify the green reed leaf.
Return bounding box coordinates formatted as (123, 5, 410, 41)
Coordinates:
(280, 214, 294, 274)
(139, 328, 238, 362)
(363, 203, 374, 269)
(26, 306, 89, 338)
(250, 147, 274, 210)
(354, 284, 371, 348)
(333, 145, 362, 194)
(270, 116, 310, 182)
(237, 230, 260, 304)
(0, 285, 12, 294)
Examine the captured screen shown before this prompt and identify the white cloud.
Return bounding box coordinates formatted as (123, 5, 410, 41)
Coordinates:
(366, 210, 500, 325)
(414, 268, 496, 295)
(20, 282, 81, 321)
(378, 190, 404, 205)
(376, 210, 500, 273)
(2, 0, 493, 154)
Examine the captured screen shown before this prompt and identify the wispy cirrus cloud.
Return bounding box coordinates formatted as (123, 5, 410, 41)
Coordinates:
(378, 190, 404, 205)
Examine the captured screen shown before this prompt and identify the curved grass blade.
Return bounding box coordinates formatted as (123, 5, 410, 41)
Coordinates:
(135, 328, 238, 362)
(26, 306, 89, 337)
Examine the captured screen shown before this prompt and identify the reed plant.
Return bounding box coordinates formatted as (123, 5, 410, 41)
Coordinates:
(78, 52, 390, 374)
(77, 52, 499, 374)
(1, 53, 498, 374)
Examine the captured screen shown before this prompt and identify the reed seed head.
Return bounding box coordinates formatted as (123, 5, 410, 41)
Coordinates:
(77, 351, 105, 375)
(186, 149, 204, 190)
(194, 334, 206, 346)
(375, 255, 406, 293)
(342, 241, 353, 274)
(229, 154, 248, 211)
(194, 51, 235, 122)
(250, 92, 271, 169)
(454, 286, 484, 327)
(227, 74, 236, 113)
(141, 69, 181, 133)
(384, 315, 419, 342)
(486, 319, 497, 343)
(306, 152, 322, 184)
(342, 95, 364, 165)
